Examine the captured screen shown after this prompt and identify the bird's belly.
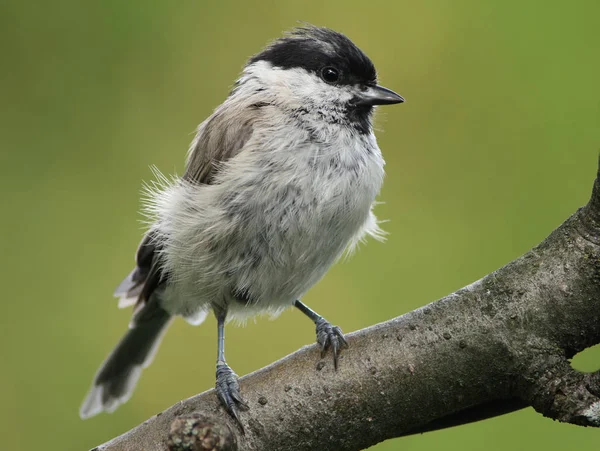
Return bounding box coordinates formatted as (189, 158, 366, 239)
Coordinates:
(159, 142, 384, 320)
(217, 179, 371, 316)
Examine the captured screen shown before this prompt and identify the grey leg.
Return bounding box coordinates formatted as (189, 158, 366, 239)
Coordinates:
(215, 312, 248, 427)
(294, 300, 348, 369)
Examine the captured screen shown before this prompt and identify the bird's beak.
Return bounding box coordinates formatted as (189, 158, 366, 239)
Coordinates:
(354, 85, 405, 106)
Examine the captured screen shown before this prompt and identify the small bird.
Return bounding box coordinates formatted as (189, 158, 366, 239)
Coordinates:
(80, 26, 404, 425)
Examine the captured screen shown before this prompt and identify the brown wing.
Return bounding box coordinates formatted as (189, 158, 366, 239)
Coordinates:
(183, 107, 256, 184)
(114, 103, 257, 315)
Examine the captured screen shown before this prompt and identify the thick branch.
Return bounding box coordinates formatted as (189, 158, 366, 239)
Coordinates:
(94, 158, 600, 451)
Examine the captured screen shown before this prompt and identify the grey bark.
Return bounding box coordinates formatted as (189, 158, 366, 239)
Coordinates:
(93, 158, 600, 451)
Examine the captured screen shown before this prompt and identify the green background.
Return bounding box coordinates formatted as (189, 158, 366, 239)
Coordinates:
(1, 1, 599, 450)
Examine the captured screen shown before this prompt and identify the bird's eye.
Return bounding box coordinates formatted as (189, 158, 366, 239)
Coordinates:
(321, 67, 340, 83)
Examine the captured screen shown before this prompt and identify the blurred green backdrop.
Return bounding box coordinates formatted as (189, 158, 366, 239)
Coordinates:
(1, 1, 599, 450)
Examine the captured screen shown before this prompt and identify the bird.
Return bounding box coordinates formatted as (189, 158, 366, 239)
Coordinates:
(80, 25, 404, 426)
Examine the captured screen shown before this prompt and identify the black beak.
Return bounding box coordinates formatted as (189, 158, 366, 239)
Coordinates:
(354, 85, 405, 106)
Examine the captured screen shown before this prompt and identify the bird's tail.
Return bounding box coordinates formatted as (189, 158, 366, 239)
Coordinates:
(79, 302, 172, 419)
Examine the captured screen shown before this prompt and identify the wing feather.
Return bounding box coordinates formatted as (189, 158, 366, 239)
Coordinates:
(184, 109, 255, 184)
(115, 103, 259, 316)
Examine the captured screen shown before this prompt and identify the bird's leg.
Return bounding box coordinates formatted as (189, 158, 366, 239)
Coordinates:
(294, 299, 348, 370)
(215, 311, 248, 428)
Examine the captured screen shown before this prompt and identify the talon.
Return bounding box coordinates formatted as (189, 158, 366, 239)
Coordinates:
(332, 339, 339, 369)
(334, 326, 348, 348)
(315, 318, 347, 370)
(320, 336, 329, 356)
(216, 363, 248, 428)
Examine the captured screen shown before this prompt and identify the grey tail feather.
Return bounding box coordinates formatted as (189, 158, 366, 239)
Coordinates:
(79, 303, 172, 419)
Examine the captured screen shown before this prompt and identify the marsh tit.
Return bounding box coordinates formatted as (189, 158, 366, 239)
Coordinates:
(80, 26, 404, 425)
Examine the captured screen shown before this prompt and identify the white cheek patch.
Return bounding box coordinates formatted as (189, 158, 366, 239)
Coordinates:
(245, 61, 355, 108)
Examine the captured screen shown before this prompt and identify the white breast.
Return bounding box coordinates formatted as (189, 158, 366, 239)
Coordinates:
(153, 116, 385, 321)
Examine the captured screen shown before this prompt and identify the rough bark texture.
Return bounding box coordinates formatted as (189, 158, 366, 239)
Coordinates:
(93, 159, 600, 451)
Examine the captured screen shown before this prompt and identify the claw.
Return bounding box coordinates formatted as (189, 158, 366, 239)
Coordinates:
(216, 363, 248, 430)
(315, 318, 348, 370)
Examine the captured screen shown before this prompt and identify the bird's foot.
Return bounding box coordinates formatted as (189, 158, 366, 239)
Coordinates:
(315, 318, 348, 370)
(216, 363, 248, 428)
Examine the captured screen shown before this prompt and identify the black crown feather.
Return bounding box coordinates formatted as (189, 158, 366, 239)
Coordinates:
(250, 26, 377, 86)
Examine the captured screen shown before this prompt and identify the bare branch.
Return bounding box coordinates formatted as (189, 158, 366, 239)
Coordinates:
(93, 157, 600, 451)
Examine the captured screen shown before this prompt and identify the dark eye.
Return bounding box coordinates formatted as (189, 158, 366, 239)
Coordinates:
(321, 67, 340, 83)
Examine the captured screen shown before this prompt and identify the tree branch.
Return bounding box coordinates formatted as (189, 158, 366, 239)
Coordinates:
(93, 157, 600, 451)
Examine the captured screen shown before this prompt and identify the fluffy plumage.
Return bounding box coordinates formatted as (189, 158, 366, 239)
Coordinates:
(151, 60, 386, 321)
(80, 25, 400, 420)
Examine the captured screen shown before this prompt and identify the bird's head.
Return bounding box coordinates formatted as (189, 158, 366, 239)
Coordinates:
(234, 26, 404, 134)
